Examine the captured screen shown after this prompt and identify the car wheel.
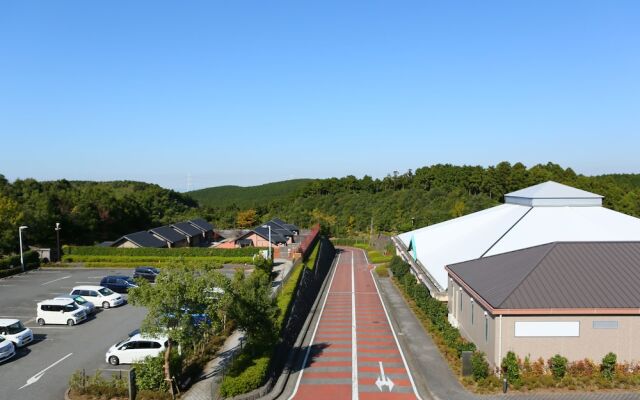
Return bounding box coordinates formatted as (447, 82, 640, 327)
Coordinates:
(102, 301, 110, 309)
(108, 356, 119, 366)
(37, 318, 45, 326)
(67, 319, 75, 326)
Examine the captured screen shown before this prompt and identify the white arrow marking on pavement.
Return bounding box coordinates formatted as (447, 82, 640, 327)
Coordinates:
(41, 275, 71, 286)
(375, 361, 394, 392)
(18, 353, 73, 390)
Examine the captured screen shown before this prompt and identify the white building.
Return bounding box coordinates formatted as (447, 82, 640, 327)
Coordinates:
(394, 181, 640, 298)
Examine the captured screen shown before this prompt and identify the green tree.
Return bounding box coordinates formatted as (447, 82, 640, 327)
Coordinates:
(0, 194, 23, 254)
(128, 261, 230, 395)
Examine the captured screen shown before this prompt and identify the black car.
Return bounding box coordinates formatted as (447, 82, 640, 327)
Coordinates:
(133, 266, 160, 282)
(100, 275, 138, 294)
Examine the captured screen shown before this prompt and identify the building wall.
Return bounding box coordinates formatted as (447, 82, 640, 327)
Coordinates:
(448, 280, 497, 368)
(449, 277, 640, 368)
(215, 241, 237, 249)
(116, 240, 140, 249)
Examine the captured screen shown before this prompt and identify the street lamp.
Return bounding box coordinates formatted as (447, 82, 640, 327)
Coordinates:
(19, 226, 28, 272)
(261, 224, 272, 260)
(55, 222, 61, 262)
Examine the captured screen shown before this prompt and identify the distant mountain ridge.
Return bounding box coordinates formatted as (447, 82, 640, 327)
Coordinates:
(187, 179, 312, 208)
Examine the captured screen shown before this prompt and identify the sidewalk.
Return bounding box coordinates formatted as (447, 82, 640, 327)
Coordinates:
(374, 275, 640, 400)
(181, 330, 246, 400)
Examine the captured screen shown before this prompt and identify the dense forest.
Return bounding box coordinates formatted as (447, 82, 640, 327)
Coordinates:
(188, 179, 311, 208)
(2, 162, 640, 255)
(0, 176, 198, 255)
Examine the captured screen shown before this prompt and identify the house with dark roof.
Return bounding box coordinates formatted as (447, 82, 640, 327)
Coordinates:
(112, 231, 168, 249)
(171, 222, 205, 247)
(271, 218, 299, 235)
(445, 241, 640, 369)
(188, 218, 217, 242)
(149, 226, 189, 248)
(263, 220, 295, 244)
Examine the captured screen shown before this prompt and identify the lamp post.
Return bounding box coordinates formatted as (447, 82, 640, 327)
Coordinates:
(55, 222, 61, 262)
(19, 225, 28, 272)
(262, 224, 272, 260)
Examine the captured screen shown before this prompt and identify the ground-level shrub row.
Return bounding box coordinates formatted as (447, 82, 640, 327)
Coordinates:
(64, 245, 265, 257)
(218, 240, 322, 397)
(61, 255, 253, 266)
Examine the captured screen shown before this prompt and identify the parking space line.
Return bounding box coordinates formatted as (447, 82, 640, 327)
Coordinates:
(74, 281, 98, 284)
(41, 275, 71, 286)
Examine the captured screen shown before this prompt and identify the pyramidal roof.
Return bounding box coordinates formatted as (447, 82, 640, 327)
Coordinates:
(504, 181, 602, 207)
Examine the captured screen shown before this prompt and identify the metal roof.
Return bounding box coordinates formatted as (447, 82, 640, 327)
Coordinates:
(448, 242, 640, 311)
(189, 218, 214, 232)
(119, 231, 168, 248)
(397, 181, 640, 291)
(264, 220, 295, 237)
(253, 226, 288, 244)
(149, 226, 188, 243)
(272, 218, 299, 232)
(171, 222, 202, 237)
(504, 181, 602, 206)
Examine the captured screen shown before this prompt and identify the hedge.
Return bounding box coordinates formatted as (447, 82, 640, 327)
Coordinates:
(64, 246, 265, 257)
(0, 251, 40, 270)
(220, 240, 321, 397)
(62, 255, 253, 265)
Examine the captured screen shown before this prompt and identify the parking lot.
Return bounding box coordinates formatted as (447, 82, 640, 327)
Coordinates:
(0, 268, 147, 400)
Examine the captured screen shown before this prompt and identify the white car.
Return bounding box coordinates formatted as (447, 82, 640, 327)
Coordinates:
(54, 294, 96, 315)
(0, 336, 15, 363)
(0, 319, 33, 348)
(37, 299, 87, 326)
(70, 285, 124, 309)
(105, 334, 168, 365)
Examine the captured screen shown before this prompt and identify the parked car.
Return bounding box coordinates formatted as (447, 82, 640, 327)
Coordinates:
(70, 286, 124, 309)
(105, 333, 168, 365)
(133, 266, 160, 282)
(37, 299, 87, 326)
(100, 275, 138, 294)
(0, 319, 33, 347)
(0, 336, 15, 364)
(54, 294, 96, 315)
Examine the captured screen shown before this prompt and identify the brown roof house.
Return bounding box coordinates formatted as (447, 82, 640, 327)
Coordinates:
(445, 241, 640, 369)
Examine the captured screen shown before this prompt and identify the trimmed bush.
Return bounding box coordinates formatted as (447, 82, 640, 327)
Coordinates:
(471, 351, 490, 381)
(64, 245, 264, 257)
(219, 355, 270, 397)
(134, 355, 168, 391)
(601, 352, 617, 379)
(502, 351, 520, 383)
(389, 256, 410, 277)
(375, 264, 389, 277)
(549, 354, 568, 379)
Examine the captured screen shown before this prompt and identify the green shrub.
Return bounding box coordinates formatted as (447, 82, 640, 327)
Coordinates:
(471, 351, 490, 381)
(64, 245, 264, 257)
(134, 355, 168, 392)
(68, 369, 128, 398)
(254, 254, 273, 276)
(367, 250, 393, 263)
(601, 352, 617, 379)
(388, 256, 410, 277)
(549, 354, 568, 379)
(375, 264, 389, 277)
(501, 351, 520, 383)
(219, 355, 270, 397)
(0, 251, 40, 270)
(62, 255, 252, 265)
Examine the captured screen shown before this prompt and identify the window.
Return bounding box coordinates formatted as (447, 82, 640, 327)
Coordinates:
(484, 318, 488, 341)
(150, 342, 162, 349)
(593, 321, 618, 329)
(515, 321, 579, 337)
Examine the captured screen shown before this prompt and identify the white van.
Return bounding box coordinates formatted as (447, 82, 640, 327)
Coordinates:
(70, 286, 124, 309)
(0, 319, 33, 347)
(36, 299, 87, 326)
(0, 336, 15, 363)
(105, 333, 168, 365)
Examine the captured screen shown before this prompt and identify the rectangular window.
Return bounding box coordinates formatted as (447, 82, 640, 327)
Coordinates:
(471, 303, 474, 325)
(593, 321, 618, 329)
(514, 321, 579, 337)
(484, 318, 488, 341)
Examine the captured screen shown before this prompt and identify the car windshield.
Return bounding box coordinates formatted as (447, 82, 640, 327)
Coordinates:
(99, 287, 114, 296)
(150, 268, 159, 274)
(74, 296, 88, 305)
(65, 303, 78, 312)
(0, 337, 5, 343)
(6, 321, 26, 334)
(124, 278, 136, 285)
(115, 338, 129, 348)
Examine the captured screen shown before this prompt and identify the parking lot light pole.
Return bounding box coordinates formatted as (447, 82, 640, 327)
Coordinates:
(55, 222, 61, 262)
(19, 225, 28, 272)
(262, 224, 272, 259)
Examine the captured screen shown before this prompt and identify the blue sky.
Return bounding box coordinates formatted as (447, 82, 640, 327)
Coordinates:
(1, 1, 639, 191)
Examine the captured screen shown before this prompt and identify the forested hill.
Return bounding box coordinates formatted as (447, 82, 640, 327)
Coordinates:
(194, 162, 640, 236)
(0, 177, 198, 254)
(187, 179, 311, 208)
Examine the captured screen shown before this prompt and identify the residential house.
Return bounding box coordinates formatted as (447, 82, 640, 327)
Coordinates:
(112, 231, 168, 248)
(149, 226, 189, 248)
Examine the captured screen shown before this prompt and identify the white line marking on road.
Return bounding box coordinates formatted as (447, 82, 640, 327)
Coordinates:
(365, 249, 422, 400)
(75, 281, 98, 284)
(88, 276, 104, 279)
(0, 315, 31, 319)
(288, 252, 341, 400)
(351, 250, 358, 400)
(18, 352, 73, 390)
(375, 361, 395, 392)
(27, 326, 72, 329)
(0, 284, 16, 287)
(41, 275, 71, 286)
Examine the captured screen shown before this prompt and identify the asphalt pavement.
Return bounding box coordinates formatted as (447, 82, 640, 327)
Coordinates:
(0, 268, 147, 400)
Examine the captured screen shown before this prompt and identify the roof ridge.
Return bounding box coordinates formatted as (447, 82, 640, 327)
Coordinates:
(480, 206, 533, 258)
(497, 242, 559, 308)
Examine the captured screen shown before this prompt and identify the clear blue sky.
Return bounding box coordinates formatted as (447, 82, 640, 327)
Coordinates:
(1, 1, 639, 191)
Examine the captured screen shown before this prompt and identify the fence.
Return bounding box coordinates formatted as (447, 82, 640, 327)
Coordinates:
(297, 224, 320, 260)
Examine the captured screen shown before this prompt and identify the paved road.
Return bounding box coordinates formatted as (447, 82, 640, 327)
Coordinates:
(288, 248, 420, 400)
(0, 268, 147, 400)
